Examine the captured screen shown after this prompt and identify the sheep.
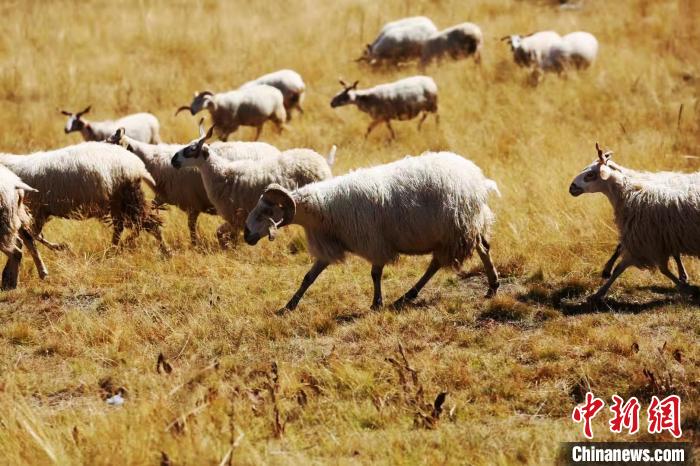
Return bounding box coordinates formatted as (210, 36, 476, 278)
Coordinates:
(243, 151, 500, 312)
(420, 22, 483, 66)
(60, 106, 161, 143)
(569, 143, 700, 302)
(0, 142, 169, 254)
(239, 70, 306, 121)
(175, 85, 287, 141)
(560, 31, 599, 69)
(360, 17, 438, 65)
(106, 126, 281, 244)
(0, 165, 47, 289)
(170, 123, 333, 248)
(501, 31, 564, 71)
(330, 76, 438, 139)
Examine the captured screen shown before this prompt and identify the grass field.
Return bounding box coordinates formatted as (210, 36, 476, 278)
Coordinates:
(0, 0, 698, 464)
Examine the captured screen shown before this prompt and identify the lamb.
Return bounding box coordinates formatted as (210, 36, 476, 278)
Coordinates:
(170, 123, 333, 247)
(501, 31, 564, 71)
(239, 70, 306, 121)
(175, 85, 286, 141)
(61, 106, 161, 143)
(0, 142, 169, 254)
(569, 143, 700, 302)
(360, 17, 438, 65)
(420, 22, 483, 66)
(0, 165, 47, 289)
(243, 151, 500, 312)
(106, 127, 280, 244)
(560, 31, 599, 69)
(330, 76, 438, 139)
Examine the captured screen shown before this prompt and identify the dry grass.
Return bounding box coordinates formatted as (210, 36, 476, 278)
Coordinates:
(0, 0, 698, 464)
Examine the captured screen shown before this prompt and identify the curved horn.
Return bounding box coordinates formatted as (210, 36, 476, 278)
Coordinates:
(175, 105, 192, 116)
(199, 91, 213, 97)
(262, 184, 296, 227)
(198, 118, 206, 137)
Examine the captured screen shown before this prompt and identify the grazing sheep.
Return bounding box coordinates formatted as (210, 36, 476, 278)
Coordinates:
(0, 165, 47, 289)
(239, 70, 306, 121)
(243, 151, 500, 312)
(360, 17, 438, 65)
(60, 106, 161, 143)
(175, 85, 286, 141)
(330, 76, 438, 139)
(560, 31, 599, 69)
(0, 142, 169, 254)
(502, 31, 564, 71)
(170, 124, 333, 247)
(106, 127, 280, 244)
(569, 143, 700, 302)
(421, 22, 483, 66)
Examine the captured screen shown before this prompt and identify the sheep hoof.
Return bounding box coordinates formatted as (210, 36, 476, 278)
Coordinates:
(585, 294, 605, 310)
(370, 301, 383, 311)
(275, 306, 293, 316)
(485, 284, 499, 298)
(391, 297, 412, 310)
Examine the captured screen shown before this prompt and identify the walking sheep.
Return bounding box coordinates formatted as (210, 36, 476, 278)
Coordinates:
(420, 22, 483, 66)
(0, 142, 169, 254)
(360, 17, 438, 65)
(106, 127, 280, 244)
(243, 151, 500, 312)
(569, 143, 700, 302)
(0, 165, 47, 289)
(501, 31, 564, 71)
(330, 76, 438, 139)
(175, 85, 286, 141)
(170, 123, 333, 248)
(239, 70, 306, 121)
(61, 106, 161, 143)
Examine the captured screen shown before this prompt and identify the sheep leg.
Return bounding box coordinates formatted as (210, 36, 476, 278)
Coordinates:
(283, 260, 329, 312)
(589, 257, 632, 302)
(111, 219, 124, 246)
(417, 112, 429, 131)
(365, 120, 381, 139)
(385, 120, 396, 139)
(142, 214, 170, 256)
(254, 126, 263, 141)
(658, 262, 691, 293)
(19, 228, 48, 279)
(674, 255, 688, 284)
(392, 257, 440, 309)
(187, 211, 200, 245)
(476, 237, 499, 297)
(216, 222, 237, 249)
(371, 265, 384, 310)
(602, 243, 622, 279)
(1, 244, 22, 290)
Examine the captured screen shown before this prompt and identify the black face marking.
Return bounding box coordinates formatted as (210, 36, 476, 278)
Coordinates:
(584, 172, 598, 182)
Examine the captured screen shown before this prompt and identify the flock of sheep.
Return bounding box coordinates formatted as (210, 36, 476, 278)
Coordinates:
(0, 15, 696, 311)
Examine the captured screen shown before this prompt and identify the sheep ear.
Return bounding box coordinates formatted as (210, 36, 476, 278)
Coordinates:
(599, 164, 612, 180)
(339, 78, 347, 88)
(351, 80, 359, 89)
(60, 109, 72, 116)
(116, 127, 125, 138)
(79, 105, 91, 116)
(198, 118, 206, 137)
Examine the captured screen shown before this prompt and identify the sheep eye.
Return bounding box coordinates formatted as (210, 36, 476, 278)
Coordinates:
(584, 172, 597, 182)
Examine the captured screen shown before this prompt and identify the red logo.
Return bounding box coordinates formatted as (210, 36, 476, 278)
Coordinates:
(572, 392, 606, 439)
(648, 395, 682, 438)
(609, 395, 640, 434)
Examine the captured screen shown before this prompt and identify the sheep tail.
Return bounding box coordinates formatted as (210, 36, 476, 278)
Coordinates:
(326, 145, 337, 167)
(484, 179, 501, 197)
(141, 171, 157, 191)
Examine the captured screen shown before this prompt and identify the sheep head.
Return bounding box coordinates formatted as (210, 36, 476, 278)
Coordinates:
(175, 91, 214, 116)
(171, 119, 215, 169)
(244, 184, 296, 245)
(330, 79, 359, 108)
(61, 105, 91, 133)
(106, 127, 129, 147)
(569, 142, 616, 197)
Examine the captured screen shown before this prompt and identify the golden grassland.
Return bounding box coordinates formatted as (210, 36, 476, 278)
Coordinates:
(0, 0, 698, 464)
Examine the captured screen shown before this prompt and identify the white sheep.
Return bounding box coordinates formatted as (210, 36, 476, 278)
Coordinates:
(0, 165, 47, 288)
(330, 76, 438, 139)
(502, 31, 564, 71)
(560, 31, 599, 69)
(175, 85, 286, 141)
(243, 151, 500, 312)
(60, 106, 161, 143)
(0, 142, 169, 254)
(106, 127, 280, 244)
(420, 22, 483, 66)
(569, 143, 700, 302)
(239, 70, 306, 121)
(170, 123, 333, 248)
(360, 17, 438, 65)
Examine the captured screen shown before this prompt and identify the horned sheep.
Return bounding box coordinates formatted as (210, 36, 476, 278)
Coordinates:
(0, 165, 47, 289)
(330, 76, 438, 139)
(106, 127, 281, 244)
(61, 106, 161, 143)
(176, 85, 286, 141)
(569, 143, 700, 302)
(420, 22, 483, 66)
(0, 142, 169, 254)
(243, 151, 500, 312)
(170, 124, 333, 248)
(239, 70, 306, 121)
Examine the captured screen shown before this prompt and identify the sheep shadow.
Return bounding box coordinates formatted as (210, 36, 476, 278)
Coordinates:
(560, 297, 677, 316)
